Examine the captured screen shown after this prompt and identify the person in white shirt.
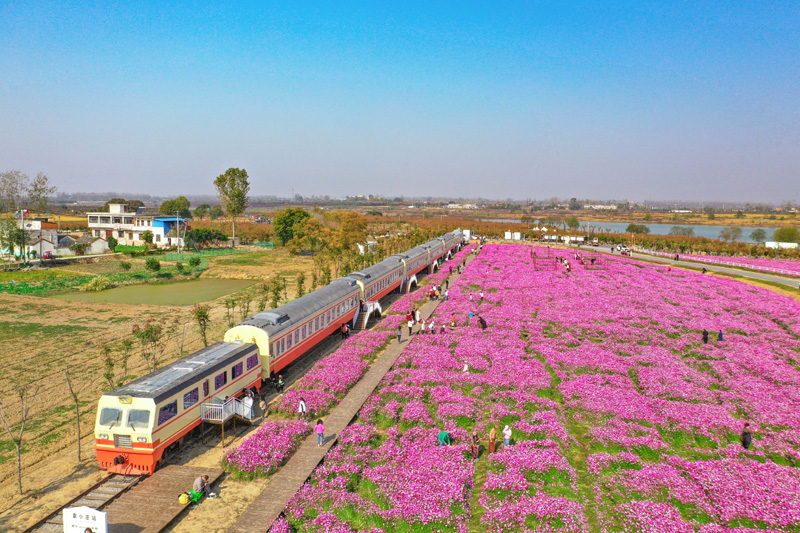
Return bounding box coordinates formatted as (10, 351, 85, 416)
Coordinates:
(298, 397, 308, 420)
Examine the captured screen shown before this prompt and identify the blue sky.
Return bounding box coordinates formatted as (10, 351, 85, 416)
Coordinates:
(1, 1, 798, 202)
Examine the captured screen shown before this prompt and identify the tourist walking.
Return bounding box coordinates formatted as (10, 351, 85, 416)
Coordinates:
(414, 309, 421, 323)
(315, 419, 325, 446)
(408, 317, 414, 336)
(470, 431, 480, 460)
(340, 323, 347, 340)
(502, 425, 512, 447)
(488, 425, 498, 453)
(277, 374, 285, 393)
(243, 393, 254, 419)
(397, 325, 403, 343)
(718, 331, 724, 342)
(428, 320, 435, 334)
(702, 330, 709, 344)
(298, 397, 308, 421)
(444, 289, 449, 301)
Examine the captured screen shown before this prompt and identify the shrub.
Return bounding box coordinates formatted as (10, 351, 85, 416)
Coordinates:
(188, 256, 201, 267)
(119, 262, 132, 271)
(176, 261, 184, 272)
(82, 276, 112, 292)
(145, 258, 161, 272)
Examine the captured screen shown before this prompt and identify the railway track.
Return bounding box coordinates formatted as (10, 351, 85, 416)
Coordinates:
(23, 473, 143, 532)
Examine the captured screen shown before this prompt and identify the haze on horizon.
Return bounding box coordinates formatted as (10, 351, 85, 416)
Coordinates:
(1, 2, 798, 204)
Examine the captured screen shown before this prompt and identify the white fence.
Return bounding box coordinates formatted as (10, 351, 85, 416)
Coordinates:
(638, 249, 800, 278)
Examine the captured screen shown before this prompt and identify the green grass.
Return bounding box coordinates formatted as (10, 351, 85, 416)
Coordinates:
(0, 321, 93, 342)
(0, 269, 78, 282)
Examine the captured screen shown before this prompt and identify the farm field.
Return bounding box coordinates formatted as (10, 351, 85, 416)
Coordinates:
(265, 244, 800, 532)
(0, 247, 316, 528)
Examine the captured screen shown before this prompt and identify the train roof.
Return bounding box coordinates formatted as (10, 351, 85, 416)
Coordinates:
(405, 244, 430, 261)
(349, 256, 404, 282)
(425, 238, 445, 248)
(107, 342, 258, 403)
(237, 278, 360, 335)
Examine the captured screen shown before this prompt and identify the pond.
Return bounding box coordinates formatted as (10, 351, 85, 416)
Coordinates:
(53, 278, 254, 306)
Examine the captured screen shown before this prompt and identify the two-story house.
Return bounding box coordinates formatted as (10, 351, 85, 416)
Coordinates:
(87, 204, 187, 247)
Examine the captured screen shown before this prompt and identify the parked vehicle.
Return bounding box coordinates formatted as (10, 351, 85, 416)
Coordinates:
(591, 238, 599, 246)
(43, 251, 57, 260)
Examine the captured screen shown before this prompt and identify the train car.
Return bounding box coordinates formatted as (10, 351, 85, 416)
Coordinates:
(224, 278, 361, 378)
(404, 244, 432, 278)
(95, 342, 260, 475)
(444, 229, 465, 254)
(348, 256, 405, 303)
(424, 238, 446, 264)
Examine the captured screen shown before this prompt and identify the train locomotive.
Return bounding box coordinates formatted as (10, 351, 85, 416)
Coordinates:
(94, 230, 464, 474)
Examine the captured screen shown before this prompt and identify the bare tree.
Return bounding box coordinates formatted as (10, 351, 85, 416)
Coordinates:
(118, 338, 134, 385)
(102, 346, 115, 389)
(27, 172, 57, 212)
(64, 368, 90, 463)
(0, 384, 39, 494)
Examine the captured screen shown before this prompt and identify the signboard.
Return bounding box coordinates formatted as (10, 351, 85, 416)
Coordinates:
(62, 506, 108, 533)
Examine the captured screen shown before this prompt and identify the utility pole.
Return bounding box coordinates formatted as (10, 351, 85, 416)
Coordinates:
(175, 211, 181, 255)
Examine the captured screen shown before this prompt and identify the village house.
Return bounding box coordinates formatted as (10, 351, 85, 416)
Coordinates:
(86, 204, 187, 248)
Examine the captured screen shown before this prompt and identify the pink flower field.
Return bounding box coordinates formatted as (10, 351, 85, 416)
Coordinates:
(267, 243, 800, 532)
(652, 252, 800, 277)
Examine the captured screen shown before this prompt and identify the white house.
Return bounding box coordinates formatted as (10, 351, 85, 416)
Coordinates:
(87, 204, 187, 248)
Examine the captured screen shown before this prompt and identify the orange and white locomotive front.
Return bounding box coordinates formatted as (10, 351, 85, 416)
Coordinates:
(95, 394, 157, 475)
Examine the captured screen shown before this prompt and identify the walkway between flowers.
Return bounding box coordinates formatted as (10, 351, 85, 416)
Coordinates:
(228, 257, 475, 533)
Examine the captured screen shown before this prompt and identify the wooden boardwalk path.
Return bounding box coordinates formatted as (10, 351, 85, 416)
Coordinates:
(103, 465, 223, 533)
(228, 258, 473, 533)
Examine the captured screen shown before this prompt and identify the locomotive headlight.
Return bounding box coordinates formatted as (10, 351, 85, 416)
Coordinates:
(99, 434, 109, 440)
(137, 437, 147, 443)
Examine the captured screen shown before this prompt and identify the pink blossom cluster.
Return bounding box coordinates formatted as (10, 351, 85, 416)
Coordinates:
(221, 420, 311, 480)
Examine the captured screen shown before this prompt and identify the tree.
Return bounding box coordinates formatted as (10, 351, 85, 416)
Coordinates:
(0, 384, 39, 494)
(102, 346, 115, 389)
(132, 322, 165, 371)
(669, 226, 695, 237)
(193, 204, 211, 219)
(0, 170, 29, 212)
(192, 304, 211, 346)
(719, 227, 743, 242)
(107, 236, 118, 251)
(750, 228, 767, 244)
(145, 258, 161, 271)
(774, 227, 800, 243)
(141, 230, 154, 245)
(214, 168, 250, 246)
(26, 172, 57, 212)
(118, 339, 134, 385)
(159, 196, 192, 218)
(626, 223, 650, 234)
(274, 207, 311, 245)
(209, 205, 224, 220)
(101, 198, 128, 212)
(296, 273, 306, 297)
(9, 228, 30, 259)
(568, 197, 581, 210)
(565, 217, 580, 230)
(69, 242, 88, 256)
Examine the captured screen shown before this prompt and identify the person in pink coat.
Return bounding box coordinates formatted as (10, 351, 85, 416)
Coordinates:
(315, 419, 325, 447)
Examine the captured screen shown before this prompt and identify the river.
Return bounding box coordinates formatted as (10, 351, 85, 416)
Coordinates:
(480, 219, 779, 244)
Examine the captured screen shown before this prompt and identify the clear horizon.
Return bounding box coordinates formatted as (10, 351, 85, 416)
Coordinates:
(1, 2, 798, 203)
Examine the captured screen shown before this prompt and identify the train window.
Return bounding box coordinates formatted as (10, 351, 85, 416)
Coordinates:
(232, 362, 243, 379)
(287, 335, 292, 349)
(184, 388, 199, 409)
(281, 338, 285, 352)
(247, 354, 258, 370)
(128, 409, 150, 429)
(295, 330, 299, 344)
(203, 380, 209, 397)
(302, 325, 306, 339)
(99, 408, 122, 426)
(157, 402, 177, 426)
(215, 371, 228, 390)
(315, 317, 319, 330)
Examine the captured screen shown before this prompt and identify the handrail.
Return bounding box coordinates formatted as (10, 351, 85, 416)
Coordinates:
(201, 397, 254, 423)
